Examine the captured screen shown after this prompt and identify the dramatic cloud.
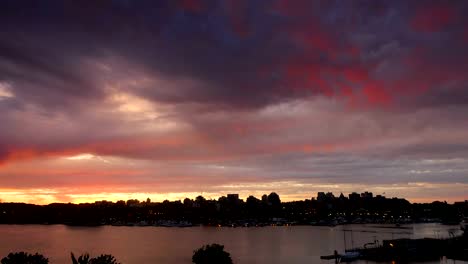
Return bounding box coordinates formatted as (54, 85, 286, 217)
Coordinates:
(0, 0, 467, 203)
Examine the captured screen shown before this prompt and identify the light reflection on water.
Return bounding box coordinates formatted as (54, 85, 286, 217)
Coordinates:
(0, 223, 466, 264)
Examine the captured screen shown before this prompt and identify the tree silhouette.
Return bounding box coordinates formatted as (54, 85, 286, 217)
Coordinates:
(1, 252, 48, 264)
(89, 255, 120, 264)
(192, 244, 233, 264)
(71, 253, 90, 264)
(195, 195, 206, 204)
(267, 192, 281, 206)
(71, 253, 120, 264)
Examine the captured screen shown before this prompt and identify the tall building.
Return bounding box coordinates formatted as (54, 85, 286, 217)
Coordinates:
(317, 192, 326, 202)
(349, 192, 360, 201)
(227, 194, 239, 201)
(227, 194, 240, 204)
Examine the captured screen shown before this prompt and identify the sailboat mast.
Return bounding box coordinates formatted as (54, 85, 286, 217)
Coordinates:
(343, 228, 347, 250)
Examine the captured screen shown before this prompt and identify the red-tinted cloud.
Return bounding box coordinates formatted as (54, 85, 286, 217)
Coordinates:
(178, 0, 204, 13)
(362, 82, 392, 107)
(343, 66, 369, 83)
(411, 4, 457, 32)
(225, 0, 251, 38)
(271, 0, 314, 17)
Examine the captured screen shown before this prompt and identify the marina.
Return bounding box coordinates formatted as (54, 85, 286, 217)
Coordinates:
(321, 221, 468, 263)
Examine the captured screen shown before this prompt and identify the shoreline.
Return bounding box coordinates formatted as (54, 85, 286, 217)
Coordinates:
(0, 221, 460, 228)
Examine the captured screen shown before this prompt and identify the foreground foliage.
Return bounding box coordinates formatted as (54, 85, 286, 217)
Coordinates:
(2, 245, 232, 264)
(192, 244, 233, 264)
(71, 253, 120, 264)
(0, 252, 120, 264)
(1, 252, 49, 264)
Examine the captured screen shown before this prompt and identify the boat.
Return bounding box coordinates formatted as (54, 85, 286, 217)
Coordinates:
(320, 229, 361, 262)
(319, 251, 360, 262)
(461, 217, 468, 232)
(158, 220, 193, 227)
(339, 251, 360, 262)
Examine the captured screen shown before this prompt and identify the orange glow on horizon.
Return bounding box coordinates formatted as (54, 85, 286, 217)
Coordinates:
(1, 181, 466, 205)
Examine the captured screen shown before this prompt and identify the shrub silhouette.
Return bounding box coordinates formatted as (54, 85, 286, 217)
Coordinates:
(1, 252, 49, 264)
(71, 253, 120, 264)
(71, 253, 90, 264)
(192, 244, 233, 264)
(89, 255, 119, 264)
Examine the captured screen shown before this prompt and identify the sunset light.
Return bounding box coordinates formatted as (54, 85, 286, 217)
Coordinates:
(1, 2, 468, 263)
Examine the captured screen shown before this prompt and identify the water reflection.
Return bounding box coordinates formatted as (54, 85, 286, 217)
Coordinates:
(0, 224, 465, 264)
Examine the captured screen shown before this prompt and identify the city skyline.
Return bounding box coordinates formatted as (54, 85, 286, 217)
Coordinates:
(1, 1, 468, 204)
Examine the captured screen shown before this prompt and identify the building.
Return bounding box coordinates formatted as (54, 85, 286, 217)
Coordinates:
(349, 192, 360, 201)
(227, 194, 241, 205)
(317, 192, 326, 202)
(227, 194, 239, 200)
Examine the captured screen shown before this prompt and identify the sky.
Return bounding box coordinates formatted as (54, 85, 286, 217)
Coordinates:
(0, 0, 468, 204)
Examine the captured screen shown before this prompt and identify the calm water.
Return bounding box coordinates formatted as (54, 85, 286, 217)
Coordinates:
(0, 223, 466, 264)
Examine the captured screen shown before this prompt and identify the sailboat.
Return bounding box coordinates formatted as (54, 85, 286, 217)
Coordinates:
(340, 229, 361, 262)
(320, 229, 361, 262)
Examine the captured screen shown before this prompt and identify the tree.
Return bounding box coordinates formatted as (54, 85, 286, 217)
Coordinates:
(195, 195, 206, 204)
(183, 198, 193, 206)
(267, 192, 281, 206)
(1, 252, 48, 264)
(89, 255, 120, 264)
(71, 253, 89, 264)
(192, 244, 233, 264)
(71, 253, 120, 264)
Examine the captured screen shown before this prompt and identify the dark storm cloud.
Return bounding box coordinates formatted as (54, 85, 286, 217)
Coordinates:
(0, 0, 288, 109)
(1, 0, 466, 111)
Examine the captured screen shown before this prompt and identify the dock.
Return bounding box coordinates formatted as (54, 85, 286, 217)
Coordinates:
(321, 228, 468, 262)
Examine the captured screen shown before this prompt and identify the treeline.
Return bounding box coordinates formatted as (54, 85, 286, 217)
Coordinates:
(0, 193, 466, 226)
